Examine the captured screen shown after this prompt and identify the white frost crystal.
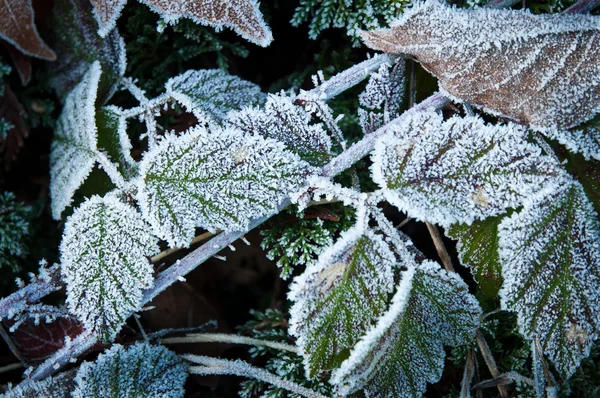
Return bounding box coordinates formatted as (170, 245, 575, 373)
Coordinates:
(137, 124, 312, 248)
(60, 195, 159, 340)
(372, 111, 567, 227)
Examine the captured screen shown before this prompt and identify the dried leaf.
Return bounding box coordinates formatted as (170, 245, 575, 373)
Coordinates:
(91, 0, 273, 46)
(362, 2, 600, 133)
(0, 0, 56, 60)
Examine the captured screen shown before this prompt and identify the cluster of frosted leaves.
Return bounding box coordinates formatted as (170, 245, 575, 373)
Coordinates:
(361, 1, 600, 159)
(72, 342, 187, 398)
(358, 61, 405, 134)
(447, 215, 504, 298)
(499, 181, 600, 378)
(288, 226, 415, 378)
(165, 69, 265, 125)
(0, 0, 56, 60)
(90, 0, 272, 46)
(96, 106, 137, 179)
(227, 94, 333, 166)
(137, 124, 311, 248)
(50, 62, 103, 220)
(331, 262, 482, 397)
(49, 0, 126, 102)
(371, 111, 566, 228)
(60, 195, 159, 341)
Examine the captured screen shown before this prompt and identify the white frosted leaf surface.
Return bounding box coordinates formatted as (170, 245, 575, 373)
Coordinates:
(73, 342, 187, 398)
(50, 62, 102, 220)
(288, 227, 409, 378)
(332, 263, 481, 397)
(227, 94, 332, 165)
(544, 125, 600, 161)
(96, 106, 137, 179)
(362, 1, 600, 131)
(359, 61, 405, 133)
(60, 196, 159, 341)
(499, 182, 600, 378)
(91, 0, 273, 46)
(165, 69, 265, 125)
(137, 125, 311, 248)
(371, 112, 566, 227)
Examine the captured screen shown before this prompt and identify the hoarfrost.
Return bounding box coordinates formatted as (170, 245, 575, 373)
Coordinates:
(137, 124, 312, 248)
(499, 181, 600, 378)
(362, 1, 600, 132)
(332, 262, 481, 397)
(371, 111, 567, 227)
(60, 195, 159, 341)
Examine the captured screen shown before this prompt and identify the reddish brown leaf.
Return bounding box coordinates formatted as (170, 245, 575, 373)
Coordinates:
(90, 0, 273, 46)
(0, 0, 56, 60)
(4, 42, 32, 85)
(0, 85, 28, 169)
(361, 2, 600, 131)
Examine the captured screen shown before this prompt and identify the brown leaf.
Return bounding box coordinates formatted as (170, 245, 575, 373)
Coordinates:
(4, 42, 32, 85)
(0, 0, 56, 60)
(361, 2, 600, 131)
(90, 0, 273, 46)
(0, 85, 28, 169)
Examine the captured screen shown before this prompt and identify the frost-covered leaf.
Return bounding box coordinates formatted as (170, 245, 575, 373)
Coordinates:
(60, 195, 159, 341)
(331, 263, 481, 397)
(228, 94, 333, 165)
(499, 182, 600, 377)
(50, 62, 102, 220)
(1, 372, 73, 398)
(288, 226, 413, 377)
(96, 106, 137, 179)
(0, 0, 56, 60)
(91, 0, 273, 46)
(165, 69, 265, 125)
(72, 342, 187, 398)
(448, 215, 504, 298)
(137, 125, 311, 248)
(49, 0, 126, 102)
(371, 111, 566, 227)
(362, 1, 600, 132)
(359, 61, 405, 134)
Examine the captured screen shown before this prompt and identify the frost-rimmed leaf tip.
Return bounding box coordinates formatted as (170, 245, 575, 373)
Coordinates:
(137, 124, 313, 248)
(60, 195, 159, 341)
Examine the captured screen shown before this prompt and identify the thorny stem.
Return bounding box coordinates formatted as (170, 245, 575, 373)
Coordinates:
(151, 231, 216, 264)
(476, 330, 510, 398)
(184, 355, 328, 398)
(162, 333, 299, 353)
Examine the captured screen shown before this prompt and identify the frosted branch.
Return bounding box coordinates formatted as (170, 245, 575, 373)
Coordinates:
(162, 333, 299, 353)
(565, 0, 600, 13)
(185, 355, 327, 398)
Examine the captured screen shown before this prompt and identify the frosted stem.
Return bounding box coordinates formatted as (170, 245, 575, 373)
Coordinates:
(162, 333, 299, 353)
(151, 231, 215, 264)
(119, 94, 171, 119)
(95, 152, 127, 189)
(185, 355, 327, 398)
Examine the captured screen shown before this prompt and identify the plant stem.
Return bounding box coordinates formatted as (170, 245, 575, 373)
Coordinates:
(0, 362, 23, 374)
(185, 355, 327, 398)
(162, 333, 299, 353)
(460, 349, 475, 398)
(151, 231, 215, 264)
(565, 0, 600, 13)
(425, 222, 455, 272)
(476, 330, 510, 398)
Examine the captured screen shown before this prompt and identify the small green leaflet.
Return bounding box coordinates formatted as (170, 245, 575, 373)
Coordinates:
(165, 69, 265, 125)
(50, 62, 102, 220)
(448, 215, 505, 298)
(137, 124, 311, 248)
(331, 263, 481, 397)
(288, 226, 412, 378)
(371, 111, 566, 227)
(72, 342, 187, 398)
(499, 182, 600, 378)
(60, 195, 159, 341)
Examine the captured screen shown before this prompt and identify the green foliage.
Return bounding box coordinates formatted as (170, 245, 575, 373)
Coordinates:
(237, 309, 332, 398)
(0, 192, 30, 272)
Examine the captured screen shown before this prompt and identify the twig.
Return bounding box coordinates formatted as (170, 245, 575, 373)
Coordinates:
(472, 371, 535, 390)
(0, 362, 23, 374)
(151, 231, 216, 264)
(565, 0, 600, 13)
(162, 333, 299, 353)
(461, 349, 475, 398)
(0, 324, 27, 366)
(485, 0, 521, 8)
(184, 355, 327, 398)
(425, 222, 455, 272)
(476, 330, 510, 398)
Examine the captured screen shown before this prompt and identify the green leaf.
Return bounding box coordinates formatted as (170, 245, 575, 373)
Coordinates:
(165, 69, 265, 125)
(60, 195, 159, 341)
(331, 263, 482, 397)
(72, 342, 187, 398)
(499, 182, 600, 377)
(137, 125, 311, 248)
(448, 215, 505, 298)
(49, 0, 126, 103)
(289, 226, 415, 378)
